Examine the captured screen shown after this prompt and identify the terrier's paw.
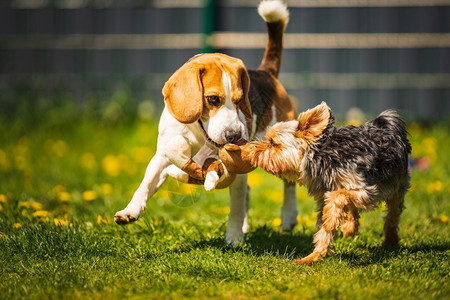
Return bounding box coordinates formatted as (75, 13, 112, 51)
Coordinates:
(293, 252, 323, 265)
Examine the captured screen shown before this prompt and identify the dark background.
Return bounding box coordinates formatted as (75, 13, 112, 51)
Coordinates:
(1, 0, 449, 120)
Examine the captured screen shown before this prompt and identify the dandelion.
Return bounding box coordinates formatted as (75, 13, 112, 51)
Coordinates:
(297, 187, 309, 201)
(14, 155, 28, 170)
(100, 183, 113, 196)
(81, 153, 97, 170)
(440, 215, 449, 224)
(131, 146, 152, 164)
(426, 180, 443, 194)
(247, 172, 262, 188)
(0, 194, 6, 203)
(52, 185, 66, 196)
(272, 217, 282, 227)
(268, 190, 283, 204)
(32, 210, 52, 218)
(380, 202, 387, 211)
(83, 190, 97, 202)
(13, 223, 22, 229)
(0, 204, 2, 212)
(19, 201, 31, 209)
(31, 200, 43, 211)
(53, 217, 70, 226)
(58, 192, 71, 202)
(54, 140, 68, 157)
(181, 184, 198, 195)
(102, 155, 121, 177)
(97, 215, 108, 225)
(0, 149, 8, 169)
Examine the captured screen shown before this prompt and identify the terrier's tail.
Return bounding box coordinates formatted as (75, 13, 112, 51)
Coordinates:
(257, 0, 289, 78)
(368, 110, 412, 155)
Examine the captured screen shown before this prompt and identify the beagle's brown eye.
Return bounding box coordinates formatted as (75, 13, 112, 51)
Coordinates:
(206, 95, 221, 107)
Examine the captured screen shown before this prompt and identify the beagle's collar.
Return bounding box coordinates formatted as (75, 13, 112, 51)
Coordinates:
(198, 120, 225, 148)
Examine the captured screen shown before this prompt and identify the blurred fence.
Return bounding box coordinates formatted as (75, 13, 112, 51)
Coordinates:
(1, 0, 449, 119)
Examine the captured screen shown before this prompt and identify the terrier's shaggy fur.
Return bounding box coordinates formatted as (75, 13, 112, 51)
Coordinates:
(249, 102, 411, 264)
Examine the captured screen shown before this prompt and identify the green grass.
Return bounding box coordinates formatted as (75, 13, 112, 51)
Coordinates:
(0, 105, 449, 299)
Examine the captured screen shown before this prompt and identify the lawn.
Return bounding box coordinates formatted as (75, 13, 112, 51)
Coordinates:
(0, 100, 449, 299)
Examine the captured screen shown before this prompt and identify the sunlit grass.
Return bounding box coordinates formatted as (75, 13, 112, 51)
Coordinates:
(0, 104, 449, 299)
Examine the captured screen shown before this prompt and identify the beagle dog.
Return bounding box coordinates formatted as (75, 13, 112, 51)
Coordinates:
(114, 0, 297, 246)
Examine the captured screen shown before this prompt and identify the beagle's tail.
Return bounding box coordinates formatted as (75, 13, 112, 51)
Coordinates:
(257, 0, 289, 78)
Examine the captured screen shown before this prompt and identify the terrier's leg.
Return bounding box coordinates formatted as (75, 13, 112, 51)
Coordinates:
(341, 207, 360, 237)
(383, 190, 405, 246)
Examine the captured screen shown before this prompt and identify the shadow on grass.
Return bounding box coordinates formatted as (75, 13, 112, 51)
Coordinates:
(173, 224, 314, 258)
(337, 242, 450, 266)
(171, 224, 450, 265)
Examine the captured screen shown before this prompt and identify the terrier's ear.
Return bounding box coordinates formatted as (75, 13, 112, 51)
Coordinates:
(296, 102, 331, 140)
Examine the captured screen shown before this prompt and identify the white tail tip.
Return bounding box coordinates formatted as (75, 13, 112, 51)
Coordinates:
(258, 0, 289, 23)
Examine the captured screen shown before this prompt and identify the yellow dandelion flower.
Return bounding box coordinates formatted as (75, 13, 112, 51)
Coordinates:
(58, 192, 71, 202)
(297, 215, 302, 224)
(305, 218, 315, 227)
(426, 180, 444, 194)
(101, 183, 113, 196)
(52, 140, 68, 157)
(52, 185, 66, 196)
(15, 155, 27, 170)
(19, 201, 31, 209)
(181, 184, 197, 195)
(440, 215, 449, 224)
(297, 187, 309, 201)
(83, 190, 97, 202)
(157, 190, 170, 200)
(81, 153, 97, 170)
(272, 217, 282, 227)
(0, 194, 6, 203)
(213, 206, 230, 215)
(310, 211, 319, 219)
(31, 201, 43, 211)
(269, 190, 283, 204)
(32, 210, 51, 218)
(345, 119, 362, 127)
(131, 146, 152, 164)
(13, 223, 22, 229)
(247, 172, 262, 188)
(380, 201, 387, 211)
(97, 215, 108, 225)
(0, 149, 7, 168)
(53, 217, 70, 226)
(102, 155, 121, 177)
(0, 204, 3, 212)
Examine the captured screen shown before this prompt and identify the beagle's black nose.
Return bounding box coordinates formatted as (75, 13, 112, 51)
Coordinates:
(225, 131, 242, 143)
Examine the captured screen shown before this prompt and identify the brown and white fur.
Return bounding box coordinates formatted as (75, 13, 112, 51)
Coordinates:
(114, 0, 296, 246)
(250, 102, 411, 263)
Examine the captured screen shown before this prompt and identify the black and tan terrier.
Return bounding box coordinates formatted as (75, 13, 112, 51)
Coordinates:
(249, 102, 411, 264)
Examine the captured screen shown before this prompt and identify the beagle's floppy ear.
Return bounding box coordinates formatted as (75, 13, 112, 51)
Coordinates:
(162, 62, 204, 124)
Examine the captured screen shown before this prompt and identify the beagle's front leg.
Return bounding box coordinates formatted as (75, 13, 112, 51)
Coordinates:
(114, 151, 170, 224)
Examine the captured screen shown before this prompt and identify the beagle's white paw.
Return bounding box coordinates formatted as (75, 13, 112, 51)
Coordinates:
(114, 204, 145, 225)
(225, 226, 245, 246)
